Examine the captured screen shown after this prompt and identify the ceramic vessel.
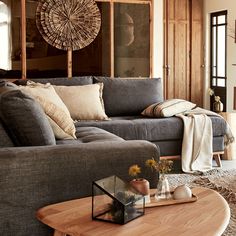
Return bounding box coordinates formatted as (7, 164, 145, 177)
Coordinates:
(130, 178, 150, 195)
(213, 101, 223, 113)
(130, 178, 151, 204)
(173, 184, 192, 200)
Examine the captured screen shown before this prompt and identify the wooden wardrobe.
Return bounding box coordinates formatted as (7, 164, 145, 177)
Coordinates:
(164, 0, 204, 107)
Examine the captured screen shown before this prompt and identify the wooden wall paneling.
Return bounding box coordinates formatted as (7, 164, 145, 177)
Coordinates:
(163, 0, 167, 98)
(149, 0, 153, 77)
(190, 0, 203, 107)
(110, 0, 114, 77)
(21, 0, 27, 79)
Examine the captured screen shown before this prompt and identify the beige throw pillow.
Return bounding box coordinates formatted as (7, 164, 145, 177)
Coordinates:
(53, 83, 109, 121)
(20, 81, 76, 139)
(142, 99, 196, 118)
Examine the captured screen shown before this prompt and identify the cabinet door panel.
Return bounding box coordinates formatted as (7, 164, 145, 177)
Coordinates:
(191, 0, 203, 106)
(114, 3, 150, 77)
(164, 0, 203, 106)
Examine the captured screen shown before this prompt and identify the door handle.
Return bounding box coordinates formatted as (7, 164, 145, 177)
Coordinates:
(165, 65, 171, 76)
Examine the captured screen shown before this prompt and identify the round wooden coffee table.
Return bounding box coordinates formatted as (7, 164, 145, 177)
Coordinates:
(36, 187, 230, 236)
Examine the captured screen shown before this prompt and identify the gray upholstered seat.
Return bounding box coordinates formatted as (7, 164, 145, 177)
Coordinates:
(56, 127, 124, 144)
(74, 115, 227, 141)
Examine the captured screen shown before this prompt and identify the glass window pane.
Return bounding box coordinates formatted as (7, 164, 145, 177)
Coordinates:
(218, 15, 225, 24)
(114, 3, 150, 77)
(213, 66, 216, 76)
(217, 78, 225, 87)
(73, 2, 111, 76)
(213, 16, 216, 25)
(217, 25, 226, 77)
(26, 0, 67, 77)
(212, 78, 216, 86)
(0, 2, 10, 70)
(213, 27, 216, 68)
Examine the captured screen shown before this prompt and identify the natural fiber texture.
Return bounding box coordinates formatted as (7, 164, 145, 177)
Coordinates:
(36, 0, 101, 50)
(167, 169, 236, 236)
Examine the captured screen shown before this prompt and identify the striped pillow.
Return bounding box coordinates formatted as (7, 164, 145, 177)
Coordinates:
(141, 99, 196, 118)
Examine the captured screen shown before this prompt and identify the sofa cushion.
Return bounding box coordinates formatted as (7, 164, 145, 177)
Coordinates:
(142, 99, 196, 117)
(74, 115, 227, 142)
(14, 76, 93, 86)
(94, 77, 163, 116)
(0, 120, 14, 147)
(20, 81, 76, 139)
(56, 127, 124, 145)
(54, 83, 109, 121)
(0, 90, 56, 146)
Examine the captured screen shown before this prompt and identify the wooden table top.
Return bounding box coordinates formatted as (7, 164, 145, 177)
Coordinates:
(36, 187, 230, 236)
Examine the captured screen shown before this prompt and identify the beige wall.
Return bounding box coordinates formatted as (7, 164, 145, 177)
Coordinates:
(153, 0, 164, 79)
(204, 0, 236, 112)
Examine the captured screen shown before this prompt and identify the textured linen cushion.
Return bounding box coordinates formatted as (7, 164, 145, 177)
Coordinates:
(94, 77, 163, 116)
(54, 83, 109, 121)
(0, 89, 56, 146)
(20, 81, 76, 139)
(142, 99, 196, 117)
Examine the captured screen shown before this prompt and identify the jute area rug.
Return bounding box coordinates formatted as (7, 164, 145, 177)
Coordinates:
(167, 169, 236, 236)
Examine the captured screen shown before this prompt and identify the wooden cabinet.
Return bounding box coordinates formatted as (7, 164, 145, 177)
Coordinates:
(164, 0, 204, 107)
(1, 0, 153, 79)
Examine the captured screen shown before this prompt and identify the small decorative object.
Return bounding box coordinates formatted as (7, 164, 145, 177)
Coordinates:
(128, 165, 151, 203)
(36, 0, 101, 78)
(173, 184, 192, 200)
(145, 159, 173, 200)
(208, 88, 223, 112)
(92, 175, 145, 224)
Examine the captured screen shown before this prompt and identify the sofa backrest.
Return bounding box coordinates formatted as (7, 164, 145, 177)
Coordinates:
(14, 76, 93, 86)
(14, 76, 163, 117)
(94, 77, 163, 116)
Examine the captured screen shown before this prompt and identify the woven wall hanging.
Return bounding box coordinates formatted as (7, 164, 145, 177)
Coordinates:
(36, 0, 101, 77)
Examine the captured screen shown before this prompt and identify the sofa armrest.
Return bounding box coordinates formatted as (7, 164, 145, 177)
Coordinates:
(0, 140, 159, 236)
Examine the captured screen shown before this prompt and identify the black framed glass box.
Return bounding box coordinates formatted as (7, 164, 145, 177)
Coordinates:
(92, 175, 145, 224)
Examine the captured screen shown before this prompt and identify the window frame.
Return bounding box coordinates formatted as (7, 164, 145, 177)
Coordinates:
(210, 10, 227, 88)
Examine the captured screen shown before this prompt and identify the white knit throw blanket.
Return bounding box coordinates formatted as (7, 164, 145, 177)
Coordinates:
(176, 107, 235, 173)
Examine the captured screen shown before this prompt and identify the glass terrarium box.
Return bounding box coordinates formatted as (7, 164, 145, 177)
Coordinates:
(92, 175, 145, 224)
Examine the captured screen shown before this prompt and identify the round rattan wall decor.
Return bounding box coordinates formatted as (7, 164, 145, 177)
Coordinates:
(36, 0, 101, 51)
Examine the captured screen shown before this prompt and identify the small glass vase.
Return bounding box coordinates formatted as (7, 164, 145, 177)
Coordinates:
(155, 174, 172, 200)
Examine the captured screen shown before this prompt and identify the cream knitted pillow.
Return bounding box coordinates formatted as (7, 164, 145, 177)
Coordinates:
(53, 83, 109, 121)
(20, 81, 76, 139)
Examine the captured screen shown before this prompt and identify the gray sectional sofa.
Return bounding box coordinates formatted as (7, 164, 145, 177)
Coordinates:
(15, 76, 228, 156)
(0, 76, 227, 236)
